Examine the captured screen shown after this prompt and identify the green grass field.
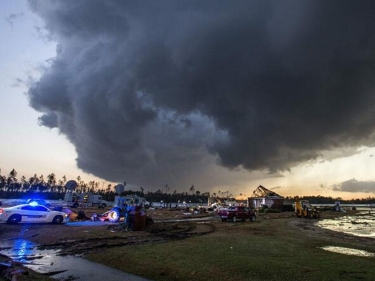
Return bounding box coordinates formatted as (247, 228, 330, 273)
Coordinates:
(86, 217, 375, 281)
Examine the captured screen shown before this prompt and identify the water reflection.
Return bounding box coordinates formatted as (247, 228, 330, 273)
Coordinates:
(315, 212, 375, 238)
(316, 212, 375, 258)
(321, 246, 375, 257)
(1, 239, 150, 281)
(10, 239, 37, 262)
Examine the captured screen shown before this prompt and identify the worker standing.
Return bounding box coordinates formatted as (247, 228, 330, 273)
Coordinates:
(127, 204, 136, 231)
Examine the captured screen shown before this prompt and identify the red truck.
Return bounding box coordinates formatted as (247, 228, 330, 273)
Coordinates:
(218, 206, 256, 222)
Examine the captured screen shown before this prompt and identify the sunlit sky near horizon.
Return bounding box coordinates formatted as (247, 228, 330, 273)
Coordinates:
(0, 1, 108, 188)
(2, 1, 375, 200)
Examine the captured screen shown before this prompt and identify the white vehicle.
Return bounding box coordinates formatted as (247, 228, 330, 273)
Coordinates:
(114, 195, 150, 208)
(0, 204, 68, 224)
(64, 192, 112, 208)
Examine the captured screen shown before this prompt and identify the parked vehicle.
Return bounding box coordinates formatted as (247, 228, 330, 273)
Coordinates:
(102, 195, 150, 223)
(64, 193, 112, 208)
(295, 200, 320, 218)
(113, 195, 150, 208)
(0, 204, 67, 224)
(218, 206, 256, 222)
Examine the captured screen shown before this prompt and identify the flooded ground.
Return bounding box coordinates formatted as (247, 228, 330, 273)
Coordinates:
(316, 211, 375, 238)
(0, 216, 213, 280)
(2, 209, 375, 279)
(0, 239, 150, 281)
(316, 210, 375, 257)
(320, 246, 375, 257)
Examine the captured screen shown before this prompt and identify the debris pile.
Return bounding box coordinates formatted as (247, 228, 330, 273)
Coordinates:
(0, 259, 28, 281)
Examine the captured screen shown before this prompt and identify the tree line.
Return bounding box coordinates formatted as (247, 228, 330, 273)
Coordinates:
(2, 168, 375, 204)
(0, 169, 210, 203)
(284, 195, 375, 205)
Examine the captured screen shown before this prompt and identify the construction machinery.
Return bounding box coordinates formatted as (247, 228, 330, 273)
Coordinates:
(295, 200, 320, 218)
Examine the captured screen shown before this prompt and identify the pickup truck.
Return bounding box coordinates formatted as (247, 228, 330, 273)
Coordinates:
(218, 206, 256, 222)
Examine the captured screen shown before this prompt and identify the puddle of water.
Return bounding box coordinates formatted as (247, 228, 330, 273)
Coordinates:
(315, 212, 375, 238)
(0, 239, 150, 281)
(321, 246, 375, 257)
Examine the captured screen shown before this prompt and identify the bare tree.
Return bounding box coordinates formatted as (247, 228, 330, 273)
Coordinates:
(190, 185, 195, 195)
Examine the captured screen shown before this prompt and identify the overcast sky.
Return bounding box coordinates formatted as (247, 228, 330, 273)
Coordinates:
(2, 0, 375, 199)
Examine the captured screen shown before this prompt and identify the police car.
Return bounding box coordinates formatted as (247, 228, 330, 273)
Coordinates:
(0, 203, 67, 224)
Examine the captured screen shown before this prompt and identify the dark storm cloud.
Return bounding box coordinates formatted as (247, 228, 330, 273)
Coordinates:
(38, 111, 58, 128)
(333, 179, 375, 193)
(27, 0, 375, 188)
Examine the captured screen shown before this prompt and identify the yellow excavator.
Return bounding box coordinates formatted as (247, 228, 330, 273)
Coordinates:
(295, 200, 320, 218)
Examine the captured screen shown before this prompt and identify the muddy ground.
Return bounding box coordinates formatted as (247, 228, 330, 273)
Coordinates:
(0, 208, 373, 280)
(0, 207, 215, 254)
(0, 208, 370, 255)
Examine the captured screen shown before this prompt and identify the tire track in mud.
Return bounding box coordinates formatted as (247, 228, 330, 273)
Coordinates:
(37, 222, 216, 256)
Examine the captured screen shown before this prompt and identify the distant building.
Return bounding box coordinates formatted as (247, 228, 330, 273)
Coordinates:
(248, 185, 284, 209)
(208, 197, 239, 207)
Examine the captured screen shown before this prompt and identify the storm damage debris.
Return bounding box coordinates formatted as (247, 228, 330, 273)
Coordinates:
(63, 209, 90, 221)
(0, 259, 29, 281)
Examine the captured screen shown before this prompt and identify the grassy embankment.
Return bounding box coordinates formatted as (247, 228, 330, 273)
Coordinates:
(86, 215, 375, 281)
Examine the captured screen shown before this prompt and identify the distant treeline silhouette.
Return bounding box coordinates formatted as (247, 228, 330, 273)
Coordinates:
(284, 195, 375, 205)
(0, 169, 209, 203)
(1, 169, 374, 204)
